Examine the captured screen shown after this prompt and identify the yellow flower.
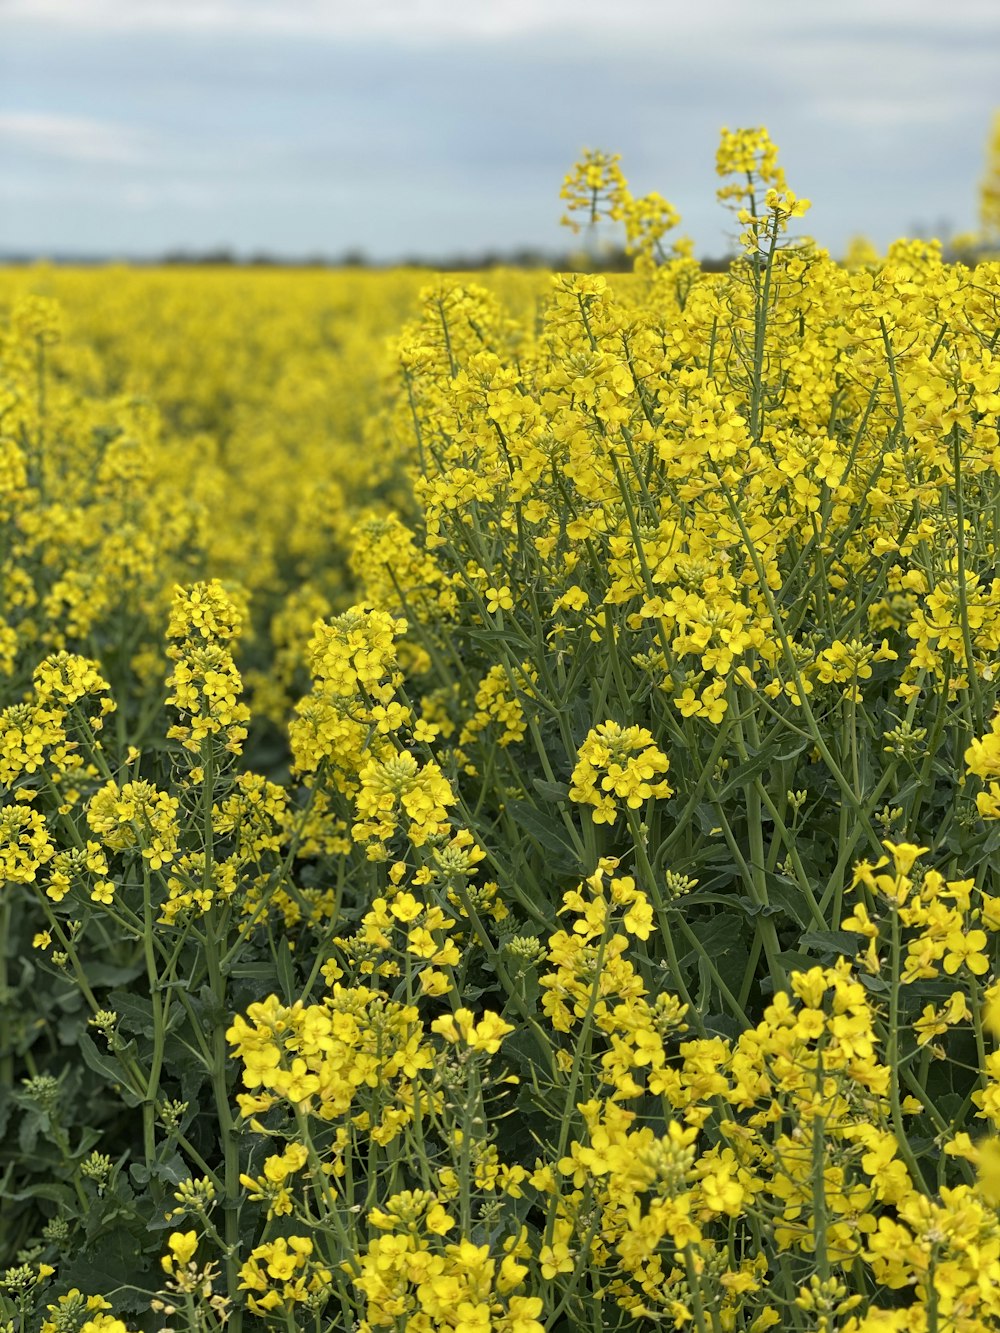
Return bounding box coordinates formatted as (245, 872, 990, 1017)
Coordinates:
(161, 1230, 198, 1274)
(90, 879, 115, 905)
(432, 1008, 514, 1054)
(482, 584, 512, 614)
(943, 927, 990, 975)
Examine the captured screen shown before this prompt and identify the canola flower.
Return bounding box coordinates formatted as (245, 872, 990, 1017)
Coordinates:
(6, 124, 1000, 1333)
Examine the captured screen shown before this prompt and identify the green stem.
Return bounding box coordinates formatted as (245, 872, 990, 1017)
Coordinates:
(205, 916, 241, 1331)
(141, 864, 166, 1167)
(888, 904, 928, 1192)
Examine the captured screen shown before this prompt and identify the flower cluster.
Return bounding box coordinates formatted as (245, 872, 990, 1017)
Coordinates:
(166, 580, 250, 757)
(569, 721, 672, 824)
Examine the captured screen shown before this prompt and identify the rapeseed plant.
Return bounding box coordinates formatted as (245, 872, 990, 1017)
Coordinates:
(6, 124, 1000, 1331)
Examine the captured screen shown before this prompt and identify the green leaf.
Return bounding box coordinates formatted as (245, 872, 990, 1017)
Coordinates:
(275, 936, 297, 1003)
(59, 1225, 154, 1314)
(4, 1181, 77, 1208)
(84, 962, 145, 988)
(503, 800, 580, 868)
(77, 1033, 143, 1108)
(717, 739, 808, 800)
(130, 1153, 188, 1189)
(504, 1026, 555, 1085)
(857, 972, 891, 994)
(772, 949, 820, 977)
(734, 895, 783, 920)
(683, 912, 744, 960)
(799, 929, 860, 957)
(765, 877, 815, 930)
(108, 991, 156, 1039)
(692, 802, 722, 836)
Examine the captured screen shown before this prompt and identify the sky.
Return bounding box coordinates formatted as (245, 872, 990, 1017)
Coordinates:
(1, 0, 999, 262)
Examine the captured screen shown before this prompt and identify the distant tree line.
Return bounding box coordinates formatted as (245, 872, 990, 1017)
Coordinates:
(160, 244, 736, 272)
(0, 246, 734, 273)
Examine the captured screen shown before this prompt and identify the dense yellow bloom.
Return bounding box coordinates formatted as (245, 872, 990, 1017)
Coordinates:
(86, 779, 180, 869)
(569, 721, 672, 823)
(239, 1236, 331, 1316)
(429, 1008, 514, 1055)
(12, 122, 1000, 1333)
(227, 986, 434, 1127)
(353, 753, 456, 849)
(0, 805, 54, 883)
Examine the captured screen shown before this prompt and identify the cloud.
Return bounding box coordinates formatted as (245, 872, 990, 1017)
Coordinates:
(6, 0, 996, 42)
(119, 180, 221, 211)
(8, 0, 689, 38)
(808, 94, 970, 131)
(2, 0, 603, 38)
(0, 111, 150, 164)
(2, 0, 997, 256)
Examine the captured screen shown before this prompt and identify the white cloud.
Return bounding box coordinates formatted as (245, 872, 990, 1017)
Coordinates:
(0, 111, 149, 164)
(808, 94, 970, 131)
(6, 0, 994, 41)
(9, 0, 656, 38)
(119, 180, 220, 210)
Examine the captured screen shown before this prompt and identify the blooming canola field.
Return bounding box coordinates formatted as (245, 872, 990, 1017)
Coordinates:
(5, 131, 1000, 1332)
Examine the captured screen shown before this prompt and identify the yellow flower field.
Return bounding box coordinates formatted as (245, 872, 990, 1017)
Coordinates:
(4, 129, 1000, 1332)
